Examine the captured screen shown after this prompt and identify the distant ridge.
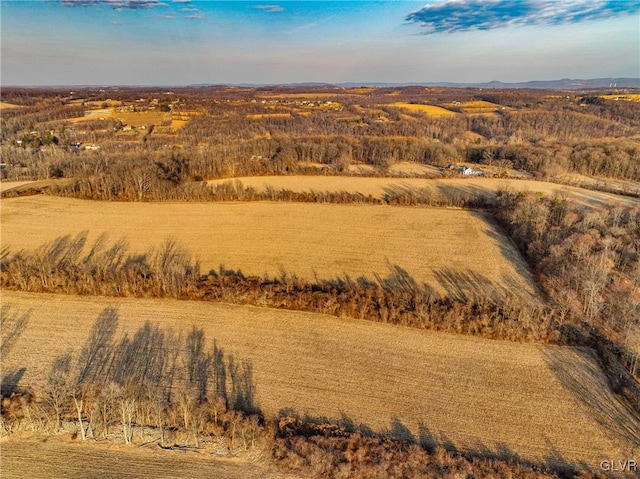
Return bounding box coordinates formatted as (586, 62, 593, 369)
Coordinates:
(192, 78, 639, 90)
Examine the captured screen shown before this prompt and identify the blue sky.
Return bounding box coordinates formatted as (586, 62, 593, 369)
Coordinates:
(1, 0, 639, 85)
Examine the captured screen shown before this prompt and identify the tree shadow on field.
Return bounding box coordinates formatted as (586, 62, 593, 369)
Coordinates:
(0, 305, 31, 357)
(1, 367, 27, 397)
(432, 266, 502, 301)
(77, 306, 119, 384)
(479, 211, 543, 297)
(382, 183, 437, 205)
(376, 262, 433, 296)
(389, 416, 415, 443)
(432, 182, 494, 204)
(541, 347, 640, 447)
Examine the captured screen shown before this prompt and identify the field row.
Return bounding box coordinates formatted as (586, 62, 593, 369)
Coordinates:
(3, 291, 638, 470)
(0, 196, 538, 299)
(207, 175, 640, 210)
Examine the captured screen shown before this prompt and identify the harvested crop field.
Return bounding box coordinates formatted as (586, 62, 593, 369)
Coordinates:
(0, 101, 24, 109)
(1, 438, 293, 479)
(0, 179, 72, 195)
(3, 290, 639, 471)
(390, 102, 457, 116)
(208, 175, 640, 210)
(0, 196, 537, 299)
(0, 180, 36, 193)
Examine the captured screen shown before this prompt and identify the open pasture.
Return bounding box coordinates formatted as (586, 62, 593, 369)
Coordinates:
(0, 196, 538, 299)
(389, 102, 457, 117)
(207, 175, 640, 210)
(3, 290, 639, 470)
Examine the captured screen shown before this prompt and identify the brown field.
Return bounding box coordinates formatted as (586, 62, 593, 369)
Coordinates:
(3, 290, 639, 470)
(0, 196, 538, 299)
(387, 162, 442, 176)
(0, 180, 37, 193)
(554, 172, 640, 196)
(347, 163, 377, 174)
(390, 102, 457, 117)
(0, 101, 24, 109)
(68, 108, 169, 126)
(1, 437, 294, 479)
(207, 175, 640, 210)
(0, 179, 72, 194)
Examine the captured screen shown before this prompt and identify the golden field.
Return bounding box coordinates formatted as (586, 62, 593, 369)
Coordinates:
(0, 101, 24, 110)
(449, 100, 506, 115)
(0, 196, 538, 299)
(390, 102, 457, 117)
(3, 290, 639, 470)
(68, 108, 169, 126)
(600, 93, 640, 102)
(207, 175, 640, 210)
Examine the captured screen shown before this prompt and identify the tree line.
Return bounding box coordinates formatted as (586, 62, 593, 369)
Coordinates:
(494, 190, 640, 410)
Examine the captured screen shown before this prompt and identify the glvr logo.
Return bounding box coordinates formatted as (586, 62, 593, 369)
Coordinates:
(600, 460, 638, 472)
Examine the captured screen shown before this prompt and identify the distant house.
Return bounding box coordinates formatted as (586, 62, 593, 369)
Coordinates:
(459, 166, 484, 176)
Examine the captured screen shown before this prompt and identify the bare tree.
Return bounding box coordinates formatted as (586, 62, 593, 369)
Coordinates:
(41, 353, 73, 431)
(120, 395, 136, 445)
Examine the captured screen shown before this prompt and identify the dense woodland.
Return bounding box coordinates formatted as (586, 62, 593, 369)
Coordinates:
(1, 86, 640, 478)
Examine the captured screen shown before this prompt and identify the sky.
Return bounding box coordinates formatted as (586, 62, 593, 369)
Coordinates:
(1, 0, 639, 85)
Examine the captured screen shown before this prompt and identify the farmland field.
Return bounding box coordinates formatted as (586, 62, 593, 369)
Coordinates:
(446, 100, 507, 115)
(0, 101, 24, 109)
(2, 438, 295, 479)
(68, 108, 169, 126)
(0, 179, 74, 194)
(207, 175, 640, 210)
(3, 290, 639, 470)
(0, 180, 37, 192)
(390, 102, 457, 116)
(0, 196, 538, 299)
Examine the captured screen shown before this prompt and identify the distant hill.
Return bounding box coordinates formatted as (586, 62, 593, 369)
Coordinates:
(336, 78, 640, 89)
(192, 78, 639, 90)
